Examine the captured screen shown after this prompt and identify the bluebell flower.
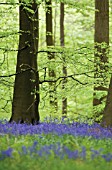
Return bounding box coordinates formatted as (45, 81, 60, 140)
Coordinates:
(102, 153, 112, 162)
(29, 141, 38, 151)
(90, 148, 103, 160)
(0, 148, 13, 160)
(0, 119, 112, 139)
(21, 146, 28, 155)
(80, 146, 86, 159)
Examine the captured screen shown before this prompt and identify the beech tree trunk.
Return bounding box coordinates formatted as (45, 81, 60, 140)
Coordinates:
(93, 0, 109, 121)
(102, 76, 112, 127)
(10, 1, 40, 124)
(46, 0, 57, 110)
(60, 2, 67, 116)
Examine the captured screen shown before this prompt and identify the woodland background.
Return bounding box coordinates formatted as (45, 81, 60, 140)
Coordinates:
(1, 1, 112, 170)
(0, 0, 112, 124)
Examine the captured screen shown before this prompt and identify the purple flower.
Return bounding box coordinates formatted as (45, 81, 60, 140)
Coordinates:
(28, 141, 38, 154)
(80, 146, 86, 159)
(0, 148, 13, 160)
(91, 148, 103, 159)
(22, 146, 28, 155)
(102, 153, 112, 162)
(63, 146, 79, 159)
(0, 120, 112, 139)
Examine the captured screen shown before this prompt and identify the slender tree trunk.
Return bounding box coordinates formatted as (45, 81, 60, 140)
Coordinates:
(45, 0, 57, 111)
(54, 1, 57, 46)
(102, 75, 112, 127)
(60, 2, 67, 116)
(93, 0, 109, 121)
(10, 1, 40, 124)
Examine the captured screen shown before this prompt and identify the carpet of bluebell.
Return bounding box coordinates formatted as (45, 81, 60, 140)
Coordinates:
(0, 119, 112, 169)
(0, 119, 112, 138)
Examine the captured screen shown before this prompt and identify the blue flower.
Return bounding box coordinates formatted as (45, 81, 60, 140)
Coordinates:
(102, 153, 112, 162)
(80, 146, 86, 159)
(0, 148, 13, 160)
(90, 148, 103, 159)
(0, 120, 112, 139)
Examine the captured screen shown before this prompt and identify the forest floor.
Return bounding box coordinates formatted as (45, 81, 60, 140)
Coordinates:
(0, 119, 112, 170)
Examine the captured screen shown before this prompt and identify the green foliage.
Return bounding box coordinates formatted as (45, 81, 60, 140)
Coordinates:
(0, 2, 18, 119)
(0, 0, 112, 122)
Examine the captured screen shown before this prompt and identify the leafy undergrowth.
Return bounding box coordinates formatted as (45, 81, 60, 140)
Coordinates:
(0, 120, 112, 170)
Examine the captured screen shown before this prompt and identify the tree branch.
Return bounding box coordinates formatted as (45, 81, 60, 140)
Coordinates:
(39, 74, 87, 85)
(0, 3, 19, 5)
(94, 86, 108, 91)
(0, 69, 95, 86)
(0, 68, 32, 78)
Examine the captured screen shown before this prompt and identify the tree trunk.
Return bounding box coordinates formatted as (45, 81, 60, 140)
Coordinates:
(45, 0, 58, 111)
(60, 2, 67, 116)
(102, 75, 112, 127)
(93, 0, 109, 121)
(9, 1, 40, 124)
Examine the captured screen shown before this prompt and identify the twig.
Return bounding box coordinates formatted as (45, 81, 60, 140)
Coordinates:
(0, 3, 19, 5)
(0, 68, 31, 78)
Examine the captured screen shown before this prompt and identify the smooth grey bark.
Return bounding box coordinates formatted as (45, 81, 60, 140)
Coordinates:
(60, 2, 67, 116)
